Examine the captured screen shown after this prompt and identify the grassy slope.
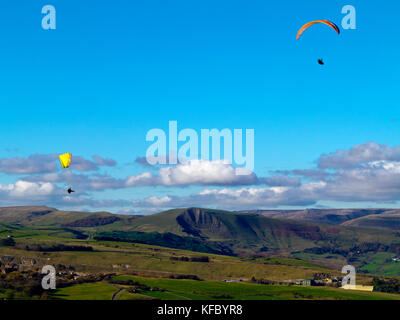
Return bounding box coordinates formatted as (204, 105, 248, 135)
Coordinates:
(51, 282, 118, 300)
(342, 213, 400, 230)
(52, 275, 400, 300)
(247, 209, 395, 225)
(101, 207, 399, 245)
(2, 207, 400, 276)
(0, 223, 398, 300)
(0, 237, 335, 281)
(97, 208, 400, 273)
(0, 206, 130, 227)
(1, 206, 399, 251)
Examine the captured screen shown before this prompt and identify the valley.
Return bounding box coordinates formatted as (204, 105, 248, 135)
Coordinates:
(1, 206, 400, 300)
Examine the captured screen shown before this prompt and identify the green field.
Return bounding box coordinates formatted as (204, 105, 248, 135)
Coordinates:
(51, 282, 118, 300)
(0, 235, 339, 281)
(2, 206, 400, 300)
(49, 276, 400, 300)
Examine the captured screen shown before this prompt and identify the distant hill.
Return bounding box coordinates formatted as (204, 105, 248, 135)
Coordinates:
(241, 208, 400, 228)
(1, 206, 400, 272)
(94, 207, 400, 263)
(341, 211, 400, 230)
(118, 207, 339, 243)
(0, 206, 136, 227)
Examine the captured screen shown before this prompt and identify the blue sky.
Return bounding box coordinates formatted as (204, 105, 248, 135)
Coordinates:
(0, 1, 399, 213)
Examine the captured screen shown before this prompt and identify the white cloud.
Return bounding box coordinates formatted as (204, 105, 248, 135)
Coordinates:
(157, 159, 257, 186)
(144, 196, 172, 206)
(0, 154, 58, 174)
(0, 154, 118, 175)
(130, 158, 400, 209)
(0, 180, 56, 198)
(7, 143, 400, 212)
(318, 142, 400, 169)
(125, 172, 157, 187)
(92, 155, 116, 167)
(0, 179, 129, 209)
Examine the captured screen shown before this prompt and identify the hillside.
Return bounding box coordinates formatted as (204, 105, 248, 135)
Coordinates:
(341, 211, 400, 230)
(242, 208, 400, 228)
(93, 207, 400, 272)
(96, 207, 344, 253)
(1, 206, 400, 275)
(0, 206, 135, 226)
(1, 235, 397, 300)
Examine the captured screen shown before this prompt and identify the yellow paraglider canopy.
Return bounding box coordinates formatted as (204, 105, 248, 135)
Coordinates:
(59, 153, 72, 169)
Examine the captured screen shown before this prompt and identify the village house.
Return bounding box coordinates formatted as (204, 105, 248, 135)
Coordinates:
(341, 284, 374, 292)
(1, 264, 18, 274)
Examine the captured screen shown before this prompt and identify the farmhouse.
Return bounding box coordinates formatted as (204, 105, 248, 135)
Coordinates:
(341, 284, 374, 292)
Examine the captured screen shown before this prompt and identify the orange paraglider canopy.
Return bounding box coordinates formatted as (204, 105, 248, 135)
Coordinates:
(296, 20, 340, 40)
